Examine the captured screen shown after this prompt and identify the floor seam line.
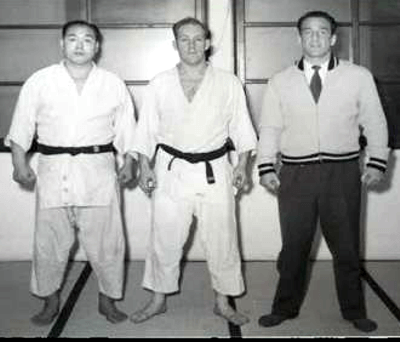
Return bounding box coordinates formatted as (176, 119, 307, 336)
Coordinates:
(47, 262, 92, 338)
(228, 296, 243, 338)
(361, 266, 400, 322)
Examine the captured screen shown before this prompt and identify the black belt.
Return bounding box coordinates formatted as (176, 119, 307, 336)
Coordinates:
(37, 142, 114, 156)
(157, 139, 235, 184)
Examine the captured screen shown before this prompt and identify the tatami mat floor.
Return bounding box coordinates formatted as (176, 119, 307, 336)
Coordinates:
(1, 261, 399, 338)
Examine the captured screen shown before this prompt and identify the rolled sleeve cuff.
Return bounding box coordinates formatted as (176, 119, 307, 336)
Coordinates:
(4, 134, 31, 152)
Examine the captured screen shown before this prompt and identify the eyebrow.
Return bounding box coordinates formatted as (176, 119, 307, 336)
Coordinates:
(66, 32, 96, 38)
(301, 27, 330, 32)
(178, 32, 205, 38)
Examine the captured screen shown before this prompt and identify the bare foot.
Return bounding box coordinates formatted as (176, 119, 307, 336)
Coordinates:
(130, 293, 167, 324)
(31, 291, 59, 326)
(214, 292, 249, 326)
(213, 305, 250, 326)
(98, 292, 128, 324)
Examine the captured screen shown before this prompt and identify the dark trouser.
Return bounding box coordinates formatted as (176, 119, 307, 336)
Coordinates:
(272, 160, 366, 320)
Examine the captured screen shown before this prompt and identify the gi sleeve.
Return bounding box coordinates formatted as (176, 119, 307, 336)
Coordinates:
(112, 81, 137, 158)
(132, 80, 159, 159)
(5, 74, 40, 151)
(358, 70, 390, 172)
(228, 77, 257, 155)
(256, 78, 283, 177)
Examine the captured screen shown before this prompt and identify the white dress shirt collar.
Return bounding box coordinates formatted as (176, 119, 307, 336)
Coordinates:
(303, 58, 329, 85)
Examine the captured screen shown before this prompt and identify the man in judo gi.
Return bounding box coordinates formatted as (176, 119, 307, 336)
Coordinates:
(6, 20, 137, 325)
(129, 17, 257, 326)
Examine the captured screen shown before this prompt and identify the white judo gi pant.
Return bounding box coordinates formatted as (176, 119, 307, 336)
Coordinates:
(142, 149, 245, 296)
(30, 189, 125, 299)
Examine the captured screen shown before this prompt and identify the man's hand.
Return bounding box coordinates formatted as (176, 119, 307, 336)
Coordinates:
(10, 141, 36, 189)
(13, 162, 36, 188)
(260, 172, 280, 194)
(232, 151, 251, 194)
(138, 154, 157, 196)
(139, 168, 157, 196)
(233, 164, 249, 192)
(118, 154, 135, 186)
(361, 167, 384, 188)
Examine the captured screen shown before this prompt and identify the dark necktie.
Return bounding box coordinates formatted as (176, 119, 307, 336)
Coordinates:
(310, 65, 322, 103)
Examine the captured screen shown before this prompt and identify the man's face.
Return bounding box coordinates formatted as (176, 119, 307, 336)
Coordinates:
(61, 24, 99, 65)
(299, 16, 336, 61)
(174, 23, 210, 66)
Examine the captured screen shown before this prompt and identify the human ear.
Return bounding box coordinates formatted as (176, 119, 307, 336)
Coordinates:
(330, 33, 337, 47)
(205, 39, 211, 51)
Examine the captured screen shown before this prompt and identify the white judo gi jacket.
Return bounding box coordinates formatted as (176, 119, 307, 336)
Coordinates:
(133, 65, 257, 295)
(6, 61, 136, 298)
(6, 61, 136, 208)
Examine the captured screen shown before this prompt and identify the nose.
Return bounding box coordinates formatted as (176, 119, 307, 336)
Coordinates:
(310, 31, 321, 41)
(188, 40, 196, 51)
(76, 39, 84, 49)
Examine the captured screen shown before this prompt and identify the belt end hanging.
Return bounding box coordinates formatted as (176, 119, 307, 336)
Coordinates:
(205, 161, 215, 184)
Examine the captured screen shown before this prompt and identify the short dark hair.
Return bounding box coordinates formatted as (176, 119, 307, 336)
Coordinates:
(172, 17, 210, 40)
(297, 11, 338, 35)
(62, 20, 102, 43)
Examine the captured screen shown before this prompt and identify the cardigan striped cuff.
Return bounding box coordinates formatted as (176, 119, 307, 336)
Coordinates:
(367, 157, 387, 172)
(258, 163, 276, 176)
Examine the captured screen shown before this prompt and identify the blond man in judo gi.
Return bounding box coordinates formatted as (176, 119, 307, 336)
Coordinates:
(130, 17, 257, 326)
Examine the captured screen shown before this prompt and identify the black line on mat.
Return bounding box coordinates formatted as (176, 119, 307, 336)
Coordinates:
(361, 266, 400, 322)
(47, 262, 92, 338)
(228, 296, 243, 338)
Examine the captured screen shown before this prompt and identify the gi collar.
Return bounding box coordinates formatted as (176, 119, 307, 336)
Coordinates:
(296, 54, 339, 71)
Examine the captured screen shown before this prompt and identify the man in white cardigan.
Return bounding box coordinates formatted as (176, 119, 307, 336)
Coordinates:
(257, 10, 389, 333)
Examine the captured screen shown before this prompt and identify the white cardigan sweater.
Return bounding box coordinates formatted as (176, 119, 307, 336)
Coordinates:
(257, 56, 389, 175)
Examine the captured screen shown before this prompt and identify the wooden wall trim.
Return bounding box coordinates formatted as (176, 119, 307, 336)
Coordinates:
(234, 0, 245, 83)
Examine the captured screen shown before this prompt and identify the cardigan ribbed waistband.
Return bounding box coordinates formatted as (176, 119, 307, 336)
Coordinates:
(281, 151, 360, 165)
(258, 151, 361, 177)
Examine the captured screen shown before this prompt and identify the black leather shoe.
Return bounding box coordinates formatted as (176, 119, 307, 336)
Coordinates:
(348, 318, 378, 333)
(258, 313, 297, 327)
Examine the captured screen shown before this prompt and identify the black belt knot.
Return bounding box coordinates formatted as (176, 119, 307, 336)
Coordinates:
(157, 139, 235, 184)
(37, 142, 114, 156)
